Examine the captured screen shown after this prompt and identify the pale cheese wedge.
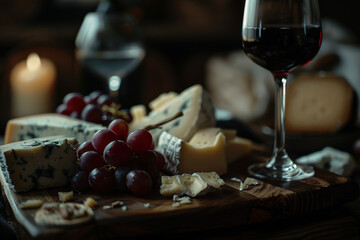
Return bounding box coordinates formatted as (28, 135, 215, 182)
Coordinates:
(149, 91, 178, 110)
(130, 84, 216, 142)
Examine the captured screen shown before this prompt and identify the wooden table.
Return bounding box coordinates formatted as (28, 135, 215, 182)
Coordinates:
(1, 151, 359, 240)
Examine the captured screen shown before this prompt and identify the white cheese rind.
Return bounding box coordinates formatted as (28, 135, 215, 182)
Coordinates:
(0, 136, 78, 192)
(4, 113, 106, 144)
(130, 84, 216, 142)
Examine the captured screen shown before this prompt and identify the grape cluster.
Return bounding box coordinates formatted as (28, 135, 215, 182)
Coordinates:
(71, 119, 166, 197)
(56, 91, 132, 126)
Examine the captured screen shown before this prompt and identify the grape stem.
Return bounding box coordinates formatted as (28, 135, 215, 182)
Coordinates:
(144, 111, 184, 131)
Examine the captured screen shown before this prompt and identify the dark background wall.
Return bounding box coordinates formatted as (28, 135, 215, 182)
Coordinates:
(0, 0, 357, 131)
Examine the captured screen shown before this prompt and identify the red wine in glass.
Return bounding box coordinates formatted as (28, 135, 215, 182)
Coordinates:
(242, 0, 322, 181)
(243, 25, 322, 74)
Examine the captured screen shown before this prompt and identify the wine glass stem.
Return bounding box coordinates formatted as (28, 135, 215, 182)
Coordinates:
(267, 74, 292, 169)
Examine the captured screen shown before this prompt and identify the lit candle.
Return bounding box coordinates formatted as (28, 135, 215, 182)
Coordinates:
(10, 53, 57, 117)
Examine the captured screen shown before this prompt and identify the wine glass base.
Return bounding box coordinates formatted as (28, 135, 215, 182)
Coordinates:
(248, 163, 314, 181)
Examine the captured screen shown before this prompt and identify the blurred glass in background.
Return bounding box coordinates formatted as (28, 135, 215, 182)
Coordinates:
(76, 0, 145, 108)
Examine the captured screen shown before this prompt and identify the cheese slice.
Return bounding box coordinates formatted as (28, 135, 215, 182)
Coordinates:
(157, 130, 227, 175)
(0, 136, 78, 192)
(160, 172, 225, 197)
(130, 84, 216, 142)
(4, 113, 106, 144)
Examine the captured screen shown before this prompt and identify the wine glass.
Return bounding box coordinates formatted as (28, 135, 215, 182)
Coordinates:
(75, 0, 145, 107)
(242, 0, 322, 181)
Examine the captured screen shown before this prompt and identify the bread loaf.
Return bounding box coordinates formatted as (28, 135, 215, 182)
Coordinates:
(285, 73, 355, 133)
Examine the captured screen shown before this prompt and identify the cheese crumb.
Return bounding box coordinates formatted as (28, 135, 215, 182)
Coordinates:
(20, 199, 44, 209)
(111, 201, 124, 208)
(121, 206, 128, 211)
(83, 198, 97, 208)
(172, 195, 191, 207)
(230, 177, 241, 182)
(172, 202, 181, 207)
(102, 205, 112, 210)
(179, 197, 191, 204)
(239, 181, 248, 191)
(58, 191, 74, 202)
(144, 203, 150, 208)
(233, 177, 259, 191)
(243, 177, 259, 186)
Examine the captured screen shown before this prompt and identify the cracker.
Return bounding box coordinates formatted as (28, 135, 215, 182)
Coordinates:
(34, 202, 93, 227)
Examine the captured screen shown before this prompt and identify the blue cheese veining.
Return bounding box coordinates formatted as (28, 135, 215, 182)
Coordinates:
(0, 136, 78, 192)
(130, 84, 216, 142)
(4, 113, 105, 144)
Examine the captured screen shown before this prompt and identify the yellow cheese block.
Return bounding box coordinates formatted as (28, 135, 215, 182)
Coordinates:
(224, 136, 253, 164)
(285, 73, 355, 133)
(158, 130, 227, 175)
(190, 128, 253, 164)
(157, 127, 253, 176)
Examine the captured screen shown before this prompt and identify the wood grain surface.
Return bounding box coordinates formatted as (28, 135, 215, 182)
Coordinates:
(1, 153, 359, 240)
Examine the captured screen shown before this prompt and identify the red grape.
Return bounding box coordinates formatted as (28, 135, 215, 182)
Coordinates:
(114, 167, 131, 192)
(124, 156, 140, 169)
(77, 140, 97, 158)
(56, 104, 71, 115)
(81, 104, 103, 124)
(127, 129, 154, 154)
(97, 94, 113, 106)
(101, 112, 115, 127)
(137, 150, 159, 181)
(353, 139, 360, 157)
(64, 92, 86, 113)
(103, 140, 131, 167)
(126, 170, 153, 196)
(79, 151, 106, 173)
(86, 90, 103, 105)
(92, 129, 119, 153)
(108, 119, 129, 141)
(89, 166, 115, 193)
(70, 111, 81, 119)
(153, 151, 166, 170)
(71, 171, 91, 192)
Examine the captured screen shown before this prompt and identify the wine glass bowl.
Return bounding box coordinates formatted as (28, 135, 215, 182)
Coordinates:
(242, 0, 322, 181)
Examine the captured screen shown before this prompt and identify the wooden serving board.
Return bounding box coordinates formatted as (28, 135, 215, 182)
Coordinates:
(1, 152, 359, 240)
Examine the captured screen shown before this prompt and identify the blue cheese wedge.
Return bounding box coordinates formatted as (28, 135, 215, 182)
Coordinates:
(130, 84, 216, 142)
(0, 136, 78, 192)
(4, 113, 105, 144)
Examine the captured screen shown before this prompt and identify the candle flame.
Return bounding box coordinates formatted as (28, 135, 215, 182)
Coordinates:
(26, 53, 41, 72)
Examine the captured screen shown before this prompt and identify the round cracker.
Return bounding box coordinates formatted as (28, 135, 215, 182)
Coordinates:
(35, 202, 93, 227)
